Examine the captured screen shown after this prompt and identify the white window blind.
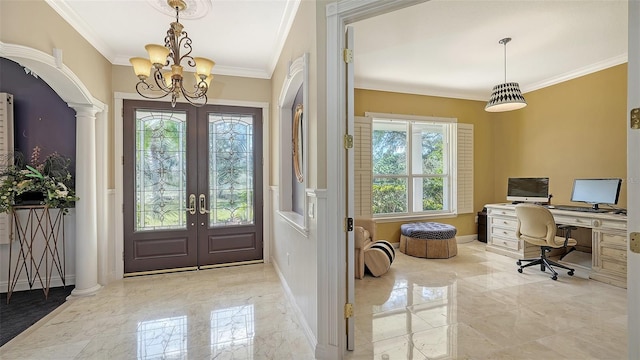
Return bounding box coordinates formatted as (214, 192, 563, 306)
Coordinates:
(0, 93, 14, 244)
(354, 116, 372, 217)
(456, 123, 474, 214)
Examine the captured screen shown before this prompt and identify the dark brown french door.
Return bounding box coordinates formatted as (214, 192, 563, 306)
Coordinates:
(123, 100, 263, 274)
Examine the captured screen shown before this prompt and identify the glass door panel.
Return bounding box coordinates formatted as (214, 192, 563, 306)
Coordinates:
(209, 113, 255, 227)
(135, 110, 188, 231)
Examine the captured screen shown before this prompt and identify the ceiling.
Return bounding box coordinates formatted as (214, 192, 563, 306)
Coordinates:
(47, 0, 628, 102)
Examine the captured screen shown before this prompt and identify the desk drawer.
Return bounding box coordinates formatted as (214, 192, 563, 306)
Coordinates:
(490, 236, 520, 251)
(601, 232, 627, 247)
(487, 208, 515, 217)
(490, 217, 518, 229)
(601, 247, 627, 262)
(601, 258, 627, 274)
(553, 215, 593, 228)
(491, 226, 516, 239)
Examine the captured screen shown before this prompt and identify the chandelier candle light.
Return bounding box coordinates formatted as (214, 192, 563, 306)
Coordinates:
(130, 0, 214, 107)
(485, 37, 527, 112)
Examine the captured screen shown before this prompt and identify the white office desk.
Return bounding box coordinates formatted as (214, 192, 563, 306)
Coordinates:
(485, 203, 627, 288)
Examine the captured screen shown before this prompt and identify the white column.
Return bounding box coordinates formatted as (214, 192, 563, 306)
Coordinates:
(69, 104, 102, 296)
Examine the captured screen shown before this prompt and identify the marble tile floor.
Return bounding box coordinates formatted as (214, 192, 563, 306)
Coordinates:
(0, 263, 316, 360)
(0, 242, 628, 359)
(346, 241, 628, 360)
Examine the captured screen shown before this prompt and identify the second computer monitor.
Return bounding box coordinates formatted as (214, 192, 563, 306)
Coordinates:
(571, 178, 622, 210)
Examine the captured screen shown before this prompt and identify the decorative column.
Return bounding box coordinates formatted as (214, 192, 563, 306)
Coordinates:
(69, 104, 102, 296)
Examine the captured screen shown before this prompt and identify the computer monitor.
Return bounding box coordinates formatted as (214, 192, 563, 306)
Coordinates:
(506, 177, 549, 203)
(570, 178, 622, 210)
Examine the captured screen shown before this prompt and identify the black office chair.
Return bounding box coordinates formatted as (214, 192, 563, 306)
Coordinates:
(515, 203, 577, 280)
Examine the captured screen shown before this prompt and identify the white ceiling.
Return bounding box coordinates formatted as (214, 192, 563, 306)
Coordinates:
(47, 0, 628, 101)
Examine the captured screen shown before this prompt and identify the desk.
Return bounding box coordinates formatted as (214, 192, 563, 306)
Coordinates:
(6, 206, 66, 303)
(485, 203, 627, 288)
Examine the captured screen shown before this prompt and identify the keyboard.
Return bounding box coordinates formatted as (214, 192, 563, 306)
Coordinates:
(553, 205, 609, 213)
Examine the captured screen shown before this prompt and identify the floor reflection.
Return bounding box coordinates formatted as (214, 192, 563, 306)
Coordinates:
(137, 316, 188, 359)
(348, 242, 628, 359)
(210, 305, 255, 358)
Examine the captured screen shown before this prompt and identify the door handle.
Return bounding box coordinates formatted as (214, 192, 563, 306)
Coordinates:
(186, 194, 196, 215)
(199, 194, 210, 214)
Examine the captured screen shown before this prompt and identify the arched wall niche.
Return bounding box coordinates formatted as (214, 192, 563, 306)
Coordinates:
(0, 41, 110, 296)
(277, 53, 309, 232)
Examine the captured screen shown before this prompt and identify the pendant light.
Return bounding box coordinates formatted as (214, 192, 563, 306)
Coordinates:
(485, 37, 527, 112)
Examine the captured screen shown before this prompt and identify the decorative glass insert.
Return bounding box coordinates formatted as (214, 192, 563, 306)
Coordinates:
(209, 113, 254, 226)
(137, 316, 188, 359)
(135, 110, 187, 231)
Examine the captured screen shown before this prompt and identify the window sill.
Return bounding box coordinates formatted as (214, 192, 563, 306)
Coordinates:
(277, 210, 309, 236)
(373, 212, 457, 223)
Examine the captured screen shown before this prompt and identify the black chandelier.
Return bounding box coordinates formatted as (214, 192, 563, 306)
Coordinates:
(129, 0, 215, 107)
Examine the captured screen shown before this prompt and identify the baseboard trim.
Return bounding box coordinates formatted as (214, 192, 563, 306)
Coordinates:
(271, 258, 318, 353)
(457, 234, 476, 244)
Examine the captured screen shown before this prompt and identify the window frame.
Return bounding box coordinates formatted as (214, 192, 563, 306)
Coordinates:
(367, 112, 458, 220)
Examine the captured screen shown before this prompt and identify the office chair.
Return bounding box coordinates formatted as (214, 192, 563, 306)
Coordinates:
(515, 203, 577, 280)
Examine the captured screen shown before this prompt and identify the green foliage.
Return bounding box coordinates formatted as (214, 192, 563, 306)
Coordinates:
(372, 122, 446, 214)
(0, 149, 78, 213)
(372, 179, 407, 214)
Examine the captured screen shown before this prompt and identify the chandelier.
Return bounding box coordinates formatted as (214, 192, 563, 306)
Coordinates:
(129, 0, 215, 107)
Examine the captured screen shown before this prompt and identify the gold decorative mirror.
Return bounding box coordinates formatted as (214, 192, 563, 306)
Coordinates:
(292, 103, 304, 182)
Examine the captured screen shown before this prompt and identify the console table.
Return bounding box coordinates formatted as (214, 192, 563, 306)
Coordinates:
(6, 205, 66, 303)
(485, 203, 627, 288)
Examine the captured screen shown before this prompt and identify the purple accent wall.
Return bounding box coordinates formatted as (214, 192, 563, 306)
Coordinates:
(292, 85, 304, 215)
(0, 58, 76, 175)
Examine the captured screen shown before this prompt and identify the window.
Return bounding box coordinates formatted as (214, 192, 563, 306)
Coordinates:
(371, 115, 457, 216)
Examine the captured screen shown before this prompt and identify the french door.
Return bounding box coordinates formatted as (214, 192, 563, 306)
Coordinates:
(123, 100, 263, 274)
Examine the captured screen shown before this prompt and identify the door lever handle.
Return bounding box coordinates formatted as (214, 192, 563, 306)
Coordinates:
(199, 194, 210, 214)
(186, 194, 196, 215)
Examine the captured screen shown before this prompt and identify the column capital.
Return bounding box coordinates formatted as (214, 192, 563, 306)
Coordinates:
(68, 103, 102, 118)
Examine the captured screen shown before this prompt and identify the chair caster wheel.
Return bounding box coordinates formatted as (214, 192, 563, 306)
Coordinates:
(568, 270, 574, 276)
(551, 275, 558, 281)
(517, 268, 523, 273)
(516, 261, 521, 266)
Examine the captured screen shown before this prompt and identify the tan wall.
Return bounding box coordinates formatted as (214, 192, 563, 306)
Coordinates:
(0, 0, 112, 104)
(112, 65, 271, 103)
(270, 1, 320, 188)
(491, 64, 628, 208)
(355, 89, 495, 239)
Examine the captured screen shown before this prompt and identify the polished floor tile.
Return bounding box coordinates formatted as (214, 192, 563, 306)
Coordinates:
(0, 264, 315, 360)
(0, 242, 628, 359)
(346, 241, 628, 360)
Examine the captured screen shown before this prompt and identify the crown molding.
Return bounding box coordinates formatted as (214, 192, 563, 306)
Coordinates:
(265, 0, 301, 79)
(522, 54, 628, 94)
(45, 0, 116, 63)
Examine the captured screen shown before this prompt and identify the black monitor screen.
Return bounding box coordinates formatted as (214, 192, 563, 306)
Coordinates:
(571, 178, 622, 205)
(507, 177, 549, 202)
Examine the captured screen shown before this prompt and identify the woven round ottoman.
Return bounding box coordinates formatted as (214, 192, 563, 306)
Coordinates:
(399, 222, 458, 259)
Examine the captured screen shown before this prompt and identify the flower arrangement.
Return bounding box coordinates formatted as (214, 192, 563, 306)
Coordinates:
(0, 146, 78, 213)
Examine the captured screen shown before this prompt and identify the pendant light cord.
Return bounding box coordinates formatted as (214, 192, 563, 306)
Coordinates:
(503, 41, 507, 83)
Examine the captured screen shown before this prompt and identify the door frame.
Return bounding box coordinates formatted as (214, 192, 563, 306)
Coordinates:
(325, 0, 430, 357)
(113, 92, 271, 279)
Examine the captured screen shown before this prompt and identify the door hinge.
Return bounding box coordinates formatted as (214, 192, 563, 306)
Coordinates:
(344, 303, 354, 318)
(344, 134, 353, 149)
(343, 48, 353, 63)
(346, 217, 354, 232)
